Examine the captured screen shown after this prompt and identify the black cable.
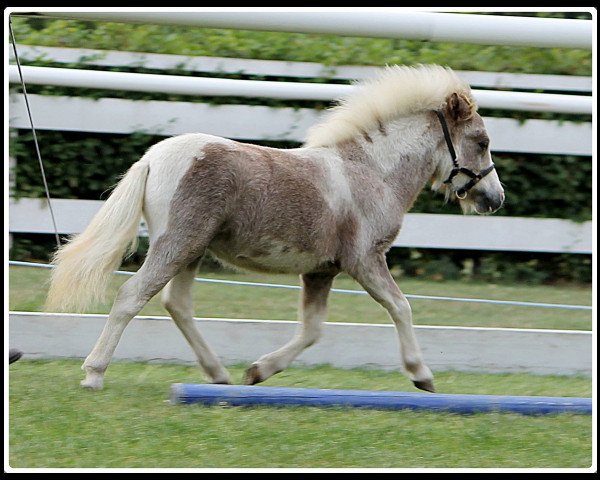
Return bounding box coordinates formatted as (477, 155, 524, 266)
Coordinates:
(9, 15, 61, 249)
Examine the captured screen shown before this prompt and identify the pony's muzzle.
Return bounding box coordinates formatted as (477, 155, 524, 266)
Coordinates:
(473, 190, 504, 214)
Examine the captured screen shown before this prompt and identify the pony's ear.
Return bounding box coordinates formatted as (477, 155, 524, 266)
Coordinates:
(445, 92, 474, 122)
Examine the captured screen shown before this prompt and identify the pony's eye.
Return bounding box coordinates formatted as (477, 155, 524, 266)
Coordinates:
(478, 140, 489, 151)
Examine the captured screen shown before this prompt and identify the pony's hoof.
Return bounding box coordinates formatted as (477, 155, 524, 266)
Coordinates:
(80, 373, 104, 390)
(80, 379, 104, 390)
(243, 364, 263, 385)
(413, 379, 436, 393)
(211, 378, 232, 385)
(210, 368, 232, 385)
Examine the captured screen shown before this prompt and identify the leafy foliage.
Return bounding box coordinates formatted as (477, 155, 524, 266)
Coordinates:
(11, 131, 162, 200)
(12, 130, 592, 221)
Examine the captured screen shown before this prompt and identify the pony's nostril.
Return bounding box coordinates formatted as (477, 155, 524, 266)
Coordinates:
(475, 191, 503, 214)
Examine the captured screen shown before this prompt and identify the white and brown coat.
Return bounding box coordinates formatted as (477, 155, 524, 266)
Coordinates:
(46, 65, 504, 392)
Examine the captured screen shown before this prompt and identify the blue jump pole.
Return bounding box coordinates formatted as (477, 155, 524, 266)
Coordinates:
(170, 384, 591, 415)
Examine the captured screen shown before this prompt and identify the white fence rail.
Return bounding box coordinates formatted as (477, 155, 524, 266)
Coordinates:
(32, 10, 593, 49)
(10, 45, 594, 92)
(8, 94, 593, 156)
(8, 65, 593, 115)
(9, 198, 593, 254)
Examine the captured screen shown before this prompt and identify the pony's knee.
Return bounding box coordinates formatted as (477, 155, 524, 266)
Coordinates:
(390, 296, 412, 322)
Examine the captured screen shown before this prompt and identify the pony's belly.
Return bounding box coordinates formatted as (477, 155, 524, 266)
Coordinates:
(208, 243, 329, 274)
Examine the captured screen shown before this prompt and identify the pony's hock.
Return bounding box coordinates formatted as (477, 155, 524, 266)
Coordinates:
(45, 65, 505, 392)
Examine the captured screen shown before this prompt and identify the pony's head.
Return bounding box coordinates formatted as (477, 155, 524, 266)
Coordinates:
(303, 64, 504, 214)
(432, 92, 504, 215)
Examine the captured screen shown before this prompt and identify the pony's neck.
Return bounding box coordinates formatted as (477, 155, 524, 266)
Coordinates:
(336, 112, 440, 212)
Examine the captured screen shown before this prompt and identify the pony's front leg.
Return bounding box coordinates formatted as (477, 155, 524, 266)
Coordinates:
(351, 253, 435, 393)
(244, 272, 335, 385)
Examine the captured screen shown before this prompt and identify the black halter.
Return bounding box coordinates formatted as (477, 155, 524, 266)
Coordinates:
(435, 110, 495, 199)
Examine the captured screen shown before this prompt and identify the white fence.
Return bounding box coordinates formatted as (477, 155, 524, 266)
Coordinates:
(7, 93, 593, 155)
(9, 197, 593, 254)
(8, 46, 593, 254)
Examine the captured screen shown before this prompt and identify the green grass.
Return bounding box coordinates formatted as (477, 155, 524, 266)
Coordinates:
(8, 360, 592, 469)
(9, 265, 592, 330)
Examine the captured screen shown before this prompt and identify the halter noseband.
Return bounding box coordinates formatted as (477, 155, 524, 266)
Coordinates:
(435, 110, 495, 199)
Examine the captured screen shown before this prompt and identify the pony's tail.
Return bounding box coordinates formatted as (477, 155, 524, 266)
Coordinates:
(45, 158, 150, 312)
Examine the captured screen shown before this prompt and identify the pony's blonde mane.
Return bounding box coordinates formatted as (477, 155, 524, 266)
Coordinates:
(304, 64, 473, 148)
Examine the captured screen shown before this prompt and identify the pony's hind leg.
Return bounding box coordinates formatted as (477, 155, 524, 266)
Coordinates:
(81, 235, 208, 389)
(80, 258, 177, 389)
(244, 271, 335, 385)
(161, 258, 231, 384)
(350, 253, 435, 393)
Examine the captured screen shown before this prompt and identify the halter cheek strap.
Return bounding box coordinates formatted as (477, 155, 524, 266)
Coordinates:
(435, 110, 495, 199)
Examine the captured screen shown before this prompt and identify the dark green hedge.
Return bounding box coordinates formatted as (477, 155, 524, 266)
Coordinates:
(10, 130, 592, 284)
(11, 130, 592, 221)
